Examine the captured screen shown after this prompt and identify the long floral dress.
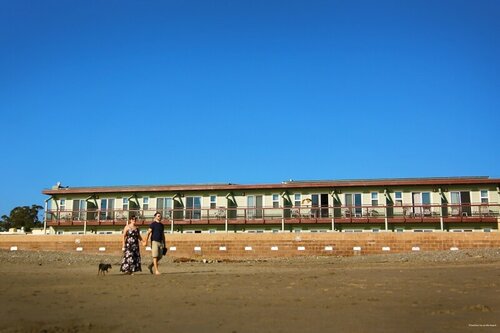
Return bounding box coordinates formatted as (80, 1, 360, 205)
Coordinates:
(120, 228, 142, 273)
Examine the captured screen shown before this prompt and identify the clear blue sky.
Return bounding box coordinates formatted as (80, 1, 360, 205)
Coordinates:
(1, 0, 499, 216)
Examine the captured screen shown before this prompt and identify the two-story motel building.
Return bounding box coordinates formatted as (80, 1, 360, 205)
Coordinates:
(42, 176, 500, 235)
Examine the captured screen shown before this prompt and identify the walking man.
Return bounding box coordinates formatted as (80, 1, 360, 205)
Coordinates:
(143, 212, 166, 275)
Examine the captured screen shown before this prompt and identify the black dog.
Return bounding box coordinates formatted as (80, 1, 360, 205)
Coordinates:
(98, 263, 112, 275)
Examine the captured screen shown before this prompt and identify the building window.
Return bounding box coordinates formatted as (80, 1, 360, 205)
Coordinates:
(143, 197, 149, 211)
(394, 192, 403, 206)
(60, 199, 66, 212)
(210, 195, 217, 209)
(422, 192, 431, 206)
(186, 196, 202, 219)
(311, 194, 329, 217)
(345, 193, 362, 216)
(272, 194, 279, 208)
(480, 190, 489, 215)
(100, 199, 115, 220)
(72, 199, 86, 221)
(247, 196, 255, 218)
(247, 195, 263, 219)
(412, 192, 431, 216)
(156, 198, 172, 218)
(294, 194, 301, 207)
(119, 198, 129, 220)
(371, 192, 379, 206)
(480, 190, 489, 204)
(450, 191, 471, 216)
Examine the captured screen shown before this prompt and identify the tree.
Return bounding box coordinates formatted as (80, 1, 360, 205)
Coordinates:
(0, 215, 10, 231)
(0, 205, 43, 232)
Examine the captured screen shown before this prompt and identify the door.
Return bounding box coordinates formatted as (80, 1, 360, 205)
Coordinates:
(386, 196, 394, 218)
(412, 192, 422, 216)
(311, 194, 319, 218)
(173, 198, 184, 220)
(256, 195, 263, 218)
(311, 194, 328, 217)
(422, 192, 431, 216)
(450, 192, 460, 215)
(86, 201, 97, 221)
(333, 195, 342, 218)
(247, 196, 255, 218)
(320, 194, 329, 217)
(460, 191, 471, 216)
(441, 193, 448, 217)
(227, 198, 237, 219)
(283, 196, 292, 218)
(451, 191, 471, 216)
(129, 200, 140, 219)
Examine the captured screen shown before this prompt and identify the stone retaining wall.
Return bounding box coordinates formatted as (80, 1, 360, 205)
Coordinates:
(1, 232, 499, 258)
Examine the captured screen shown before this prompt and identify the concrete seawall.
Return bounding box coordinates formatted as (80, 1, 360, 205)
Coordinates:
(2, 232, 500, 258)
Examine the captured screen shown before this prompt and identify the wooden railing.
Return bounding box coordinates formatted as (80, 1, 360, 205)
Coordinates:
(45, 203, 499, 227)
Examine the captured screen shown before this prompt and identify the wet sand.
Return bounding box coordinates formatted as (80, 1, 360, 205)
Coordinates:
(0, 249, 499, 333)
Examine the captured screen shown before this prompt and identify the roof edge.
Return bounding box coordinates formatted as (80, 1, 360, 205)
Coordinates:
(42, 176, 500, 196)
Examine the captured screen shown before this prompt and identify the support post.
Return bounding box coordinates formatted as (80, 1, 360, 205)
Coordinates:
(330, 192, 335, 232)
(439, 188, 445, 231)
(281, 205, 285, 232)
(331, 204, 335, 232)
(384, 205, 388, 231)
(440, 204, 444, 231)
(43, 199, 49, 235)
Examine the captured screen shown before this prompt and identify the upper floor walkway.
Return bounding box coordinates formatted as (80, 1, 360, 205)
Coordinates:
(46, 202, 500, 227)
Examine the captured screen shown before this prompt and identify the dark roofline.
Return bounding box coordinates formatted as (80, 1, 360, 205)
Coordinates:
(283, 176, 490, 184)
(42, 176, 500, 196)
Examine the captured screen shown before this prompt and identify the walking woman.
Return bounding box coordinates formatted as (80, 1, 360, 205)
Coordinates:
(120, 215, 143, 274)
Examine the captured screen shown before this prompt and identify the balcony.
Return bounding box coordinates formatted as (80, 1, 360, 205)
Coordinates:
(45, 203, 499, 228)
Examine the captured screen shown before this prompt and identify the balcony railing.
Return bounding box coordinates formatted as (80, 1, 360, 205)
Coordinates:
(45, 203, 499, 227)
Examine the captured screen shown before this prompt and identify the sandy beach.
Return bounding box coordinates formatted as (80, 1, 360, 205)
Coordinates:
(0, 248, 499, 333)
